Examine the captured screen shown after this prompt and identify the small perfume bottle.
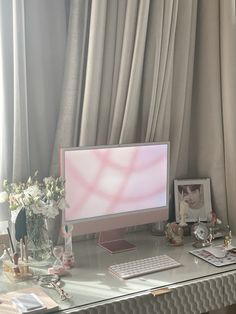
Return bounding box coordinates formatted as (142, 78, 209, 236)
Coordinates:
(53, 246, 64, 269)
(48, 246, 66, 275)
(62, 224, 74, 269)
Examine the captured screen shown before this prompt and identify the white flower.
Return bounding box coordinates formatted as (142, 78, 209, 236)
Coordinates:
(0, 191, 8, 203)
(57, 198, 67, 210)
(43, 203, 59, 219)
(24, 185, 42, 199)
(43, 177, 55, 185)
(13, 193, 24, 205)
(2, 172, 65, 219)
(24, 194, 33, 206)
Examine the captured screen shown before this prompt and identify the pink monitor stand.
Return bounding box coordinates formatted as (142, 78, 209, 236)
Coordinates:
(98, 229, 136, 253)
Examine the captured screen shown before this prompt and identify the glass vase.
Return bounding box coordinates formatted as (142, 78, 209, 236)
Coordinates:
(26, 212, 52, 263)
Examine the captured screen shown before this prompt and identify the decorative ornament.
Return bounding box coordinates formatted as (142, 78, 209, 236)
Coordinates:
(165, 222, 184, 246)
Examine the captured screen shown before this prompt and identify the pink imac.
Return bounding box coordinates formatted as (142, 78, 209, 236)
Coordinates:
(62, 142, 169, 253)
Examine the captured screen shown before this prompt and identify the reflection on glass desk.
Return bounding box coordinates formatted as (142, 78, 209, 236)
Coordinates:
(1, 230, 236, 313)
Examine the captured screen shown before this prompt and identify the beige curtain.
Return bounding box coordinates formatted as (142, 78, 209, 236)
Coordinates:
(189, 0, 236, 228)
(191, 2, 236, 312)
(188, 0, 228, 224)
(51, 0, 197, 186)
(0, 0, 67, 224)
(51, 0, 236, 232)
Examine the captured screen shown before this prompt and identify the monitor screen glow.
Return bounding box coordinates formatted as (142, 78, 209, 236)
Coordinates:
(63, 143, 169, 225)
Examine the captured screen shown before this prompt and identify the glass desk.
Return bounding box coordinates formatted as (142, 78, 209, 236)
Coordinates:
(1, 230, 236, 313)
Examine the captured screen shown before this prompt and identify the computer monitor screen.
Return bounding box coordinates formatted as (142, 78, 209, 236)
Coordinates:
(62, 142, 169, 253)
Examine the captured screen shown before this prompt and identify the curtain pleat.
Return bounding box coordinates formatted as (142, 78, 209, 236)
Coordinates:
(12, 0, 30, 181)
(96, 0, 119, 145)
(50, 0, 90, 174)
(144, 0, 179, 142)
(80, 0, 108, 146)
(108, 0, 140, 144)
(119, 0, 150, 144)
(170, 0, 198, 179)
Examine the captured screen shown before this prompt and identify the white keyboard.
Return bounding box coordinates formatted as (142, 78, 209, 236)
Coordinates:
(109, 254, 181, 279)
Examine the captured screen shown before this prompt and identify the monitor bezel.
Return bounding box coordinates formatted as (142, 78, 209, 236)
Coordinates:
(61, 142, 170, 235)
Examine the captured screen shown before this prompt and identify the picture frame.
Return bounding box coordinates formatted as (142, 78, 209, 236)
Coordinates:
(174, 178, 212, 223)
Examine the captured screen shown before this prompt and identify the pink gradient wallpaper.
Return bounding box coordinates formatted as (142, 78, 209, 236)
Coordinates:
(64, 144, 168, 222)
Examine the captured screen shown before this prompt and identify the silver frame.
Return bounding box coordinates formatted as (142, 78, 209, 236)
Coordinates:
(174, 178, 212, 223)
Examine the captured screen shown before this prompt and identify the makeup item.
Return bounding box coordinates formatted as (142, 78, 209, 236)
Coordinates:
(62, 251, 75, 269)
(7, 227, 15, 254)
(24, 235, 28, 263)
(63, 225, 73, 253)
(13, 252, 20, 274)
(53, 246, 64, 269)
(20, 238, 24, 261)
(3, 246, 13, 263)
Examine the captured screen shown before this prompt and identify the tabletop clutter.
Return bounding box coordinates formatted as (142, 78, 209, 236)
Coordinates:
(1, 224, 75, 280)
(0, 224, 74, 313)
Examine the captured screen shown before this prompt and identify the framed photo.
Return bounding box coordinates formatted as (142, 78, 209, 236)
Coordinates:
(174, 178, 212, 223)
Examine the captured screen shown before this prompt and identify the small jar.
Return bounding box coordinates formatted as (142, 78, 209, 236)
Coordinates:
(62, 251, 75, 269)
